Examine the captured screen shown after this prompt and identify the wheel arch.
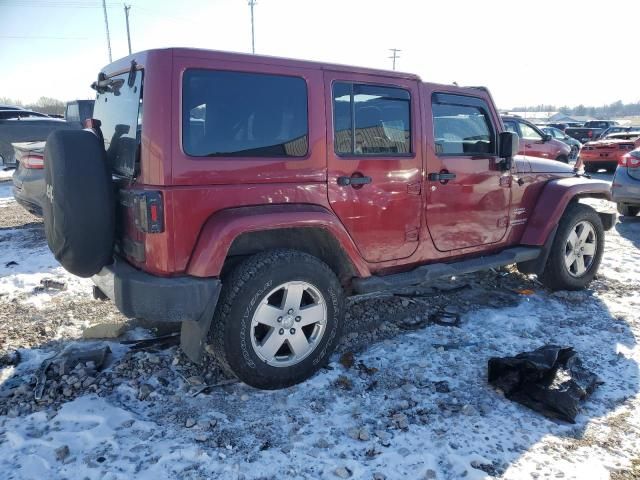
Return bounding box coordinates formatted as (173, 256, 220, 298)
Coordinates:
(520, 177, 612, 247)
(186, 204, 370, 281)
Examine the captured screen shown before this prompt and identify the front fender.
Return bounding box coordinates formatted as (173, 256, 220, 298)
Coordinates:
(186, 204, 370, 278)
(521, 176, 612, 246)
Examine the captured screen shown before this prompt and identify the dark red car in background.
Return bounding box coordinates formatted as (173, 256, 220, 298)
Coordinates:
(502, 116, 572, 163)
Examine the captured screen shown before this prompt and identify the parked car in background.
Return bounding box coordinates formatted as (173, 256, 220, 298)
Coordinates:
(65, 100, 95, 128)
(566, 120, 619, 143)
(11, 141, 45, 216)
(502, 116, 572, 162)
(0, 105, 25, 111)
(541, 126, 582, 161)
(600, 125, 640, 139)
(581, 131, 640, 173)
(0, 108, 76, 165)
(611, 146, 640, 216)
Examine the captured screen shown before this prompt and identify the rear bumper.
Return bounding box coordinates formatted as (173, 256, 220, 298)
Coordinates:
(92, 256, 222, 323)
(612, 168, 640, 205)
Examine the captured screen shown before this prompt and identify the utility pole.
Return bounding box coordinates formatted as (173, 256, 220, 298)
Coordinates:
(124, 4, 132, 55)
(248, 0, 256, 54)
(388, 48, 401, 70)
(102, 0, 112, 62)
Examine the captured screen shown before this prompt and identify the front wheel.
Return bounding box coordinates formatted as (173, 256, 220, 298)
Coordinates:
(556, 154, 569, 164)
(208, 249, 345, 389)
(539, 203, 604, 291)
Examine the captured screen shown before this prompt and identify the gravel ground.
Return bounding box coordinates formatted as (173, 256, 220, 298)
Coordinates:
(0, 176, 639, 479)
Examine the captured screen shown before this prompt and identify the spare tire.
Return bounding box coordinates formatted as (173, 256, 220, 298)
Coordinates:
(43, 129, 115, 278)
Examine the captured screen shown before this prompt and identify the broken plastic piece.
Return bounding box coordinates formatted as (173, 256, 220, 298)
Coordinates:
(488, 345, 600, 423)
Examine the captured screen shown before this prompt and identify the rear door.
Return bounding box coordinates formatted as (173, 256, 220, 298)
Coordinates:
(425, 91, 510, 251)
(324, 72, 422, 263)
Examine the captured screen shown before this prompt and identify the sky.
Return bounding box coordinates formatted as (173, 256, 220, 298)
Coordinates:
(0, 0, 638, 109)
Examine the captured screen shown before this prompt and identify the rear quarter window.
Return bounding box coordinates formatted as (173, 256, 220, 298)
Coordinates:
(182, 70, 308, 158)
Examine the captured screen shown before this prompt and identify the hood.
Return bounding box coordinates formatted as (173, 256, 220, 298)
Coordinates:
(517, 154, 575, 174)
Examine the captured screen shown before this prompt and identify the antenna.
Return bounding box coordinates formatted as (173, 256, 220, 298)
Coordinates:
(248, 0, 257, 54)
(102, 0, 112, 62)
(388, 48, 401, 70)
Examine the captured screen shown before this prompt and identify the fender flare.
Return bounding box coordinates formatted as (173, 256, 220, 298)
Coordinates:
(521, 176, 612, 247)
(186, 204, 370, 278)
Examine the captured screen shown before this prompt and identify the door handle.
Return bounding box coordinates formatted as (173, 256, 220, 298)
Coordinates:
(337, 175, 372, 187)
(428, 172, 456, 182)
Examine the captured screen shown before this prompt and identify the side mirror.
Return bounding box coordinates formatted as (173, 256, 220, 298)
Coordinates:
(498, 131, 519, 171)
(499, 131, 519, 157)
(543, 134, 553, 142)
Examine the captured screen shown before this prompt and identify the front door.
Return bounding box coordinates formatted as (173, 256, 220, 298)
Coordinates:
(426, 91, 511, 251)
(324, 72, 422, 263)
(518, 120, 550, 158)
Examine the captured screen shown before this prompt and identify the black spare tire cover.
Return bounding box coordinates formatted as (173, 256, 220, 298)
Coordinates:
(44, 129, 115, 278)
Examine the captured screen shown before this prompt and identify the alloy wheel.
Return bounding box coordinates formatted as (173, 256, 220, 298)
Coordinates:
(250, 281, 327, 367)
(563, 220, 597, 277)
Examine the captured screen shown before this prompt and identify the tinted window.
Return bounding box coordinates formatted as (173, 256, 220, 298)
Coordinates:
(432, 97, 495, 155)
(183, 70, 308, 157)
(519, 122, 542, 140)
(333, 82, 411, 156)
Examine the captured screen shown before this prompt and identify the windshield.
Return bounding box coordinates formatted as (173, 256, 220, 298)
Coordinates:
(93, 70, 142, 177)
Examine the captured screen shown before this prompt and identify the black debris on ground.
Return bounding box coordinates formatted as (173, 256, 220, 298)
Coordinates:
(488, 345, 601, 423)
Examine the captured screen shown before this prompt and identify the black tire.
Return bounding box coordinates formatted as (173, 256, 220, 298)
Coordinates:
(583, 162, 597, 173)
(539, 203, 604, 291)
(617, 203, 640, 217)
(556, 154, 569, 164)
(208, 249, 345, 389)
(44, 129, 114, 278)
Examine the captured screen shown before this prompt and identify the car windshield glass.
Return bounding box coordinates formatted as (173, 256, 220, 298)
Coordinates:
(93, 70, 143, 176)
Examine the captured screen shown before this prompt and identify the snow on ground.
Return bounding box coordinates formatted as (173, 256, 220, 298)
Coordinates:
(0, 169, 14, 181)
(0, 183, 14, 208)
(1, 174, 639, 480)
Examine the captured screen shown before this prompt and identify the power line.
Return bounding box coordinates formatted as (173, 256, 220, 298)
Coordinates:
(0, 35, 88, 40)
(389, 48, 401, 71)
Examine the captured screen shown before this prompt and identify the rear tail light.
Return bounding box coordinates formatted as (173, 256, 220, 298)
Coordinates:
(132, 191, 164, 233)
(588, 131, 593, 137)
(620, 154, 640, 167)
(21, 153, 44, 169)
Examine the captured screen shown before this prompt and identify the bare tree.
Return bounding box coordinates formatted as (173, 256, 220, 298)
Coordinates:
(26, 97, 66, 116)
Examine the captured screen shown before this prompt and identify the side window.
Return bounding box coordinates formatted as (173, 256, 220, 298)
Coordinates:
(333, 82, 411, 156)
(503, 120, 519, 135)
(182, 70, 308, 157)
(432, 94, 496, 155)
(519, 122, 543, 140)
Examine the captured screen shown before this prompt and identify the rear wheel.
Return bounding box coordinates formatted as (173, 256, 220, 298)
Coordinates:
(208, 249, 345, 389)
(617, 203, 640, 217)
(539, 203, 604, 291)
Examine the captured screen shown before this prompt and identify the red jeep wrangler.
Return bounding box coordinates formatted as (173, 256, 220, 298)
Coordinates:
(43, 49, 613, 389)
